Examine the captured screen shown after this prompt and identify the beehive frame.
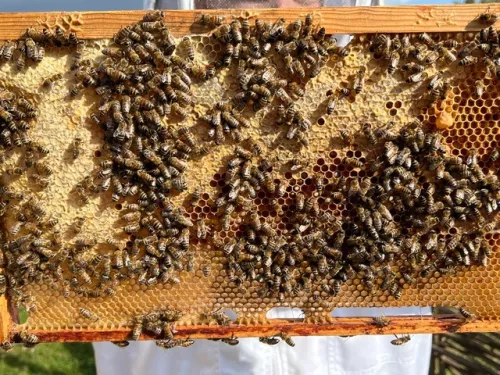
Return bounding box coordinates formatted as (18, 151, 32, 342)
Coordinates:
(1, 5, 500, 345)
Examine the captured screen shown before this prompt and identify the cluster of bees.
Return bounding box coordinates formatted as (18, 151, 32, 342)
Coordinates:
(368, 24, 500, 104)
(65, 11, 207, 297)
(0, 195, 63, 311)
(0, 26, 81, 71)
(81, 305, 294, 348)
(210, 141, 278, 234)
(65, 12, 344, 297)
(198, 14, 346, 146)
(0, 86, 60, 312)
(0, 28, 86, 320)
(128, 308, 192, 349)
(212, 120, 497, 304)
(0, 89, 38, 156)
(0, 331, 38, 351)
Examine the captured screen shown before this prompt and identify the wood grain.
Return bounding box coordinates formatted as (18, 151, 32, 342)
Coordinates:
(8, 315, 499, 343)
(0, 5, 498, 40)
(0, 296, 11, 343)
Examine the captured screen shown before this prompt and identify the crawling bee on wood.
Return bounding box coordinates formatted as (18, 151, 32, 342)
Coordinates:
(478, 11, 498, 25)
(19, 331, 39, 348)
(0, 341, 13, 352)
(199, 14, 225, 27)
(372, 316, 391, 328)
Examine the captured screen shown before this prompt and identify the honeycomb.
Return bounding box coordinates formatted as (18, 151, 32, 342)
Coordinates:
(0, 17, 498, 341)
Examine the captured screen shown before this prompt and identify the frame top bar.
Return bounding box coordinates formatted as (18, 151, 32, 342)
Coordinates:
(0, 5, 497, 40)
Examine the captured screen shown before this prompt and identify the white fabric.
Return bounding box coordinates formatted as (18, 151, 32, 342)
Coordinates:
(94, 307, 432, 375)
(144, 0, 156, 10)
(94, 1, 432, 374)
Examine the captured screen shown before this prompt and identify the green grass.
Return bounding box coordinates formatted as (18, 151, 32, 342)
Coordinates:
(0, 309, 95, 375)
(0, 343, 95, 375)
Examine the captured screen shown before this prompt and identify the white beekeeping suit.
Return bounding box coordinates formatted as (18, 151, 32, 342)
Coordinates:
(94, 307, 431, 375)
(94, 1, 432, 374)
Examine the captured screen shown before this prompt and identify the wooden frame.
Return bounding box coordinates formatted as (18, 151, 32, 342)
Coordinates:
(0, 4, 498, 40)
(4, 315, 499, 343)
(1, 4, 499, 342)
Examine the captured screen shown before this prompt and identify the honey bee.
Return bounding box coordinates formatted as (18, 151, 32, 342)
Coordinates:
(15, 51, 25, 70)
(220, 334, 239, 346)
(340, 129, 354, 145)
(74, 217, 85, 233)
(372, 316, 391, 328)
(194, 217, 209, 240)
(424, 50, 440, 65)
(474, 80, 485, 98)
(171, 103, 189, 119)
(438, 46, 457, 64)
(79, 307, 99, 322)
(459, 307, 476, 320)
(7, 167, 25, 176)
(488, 25, 498, 41)
(280, 332, 295, 347)
(0, 341, 13, 352)
(353, 70, 365, 94)
(0, 275, 6, 295)
(202, 263, 211, 277)
(41, 73, 63, 89)
(388, 52, 399, 74)
(489, 148, 499, 162)
(176, 339, 195, 348)
(326, 95, 338, 116)
(71, 136, 83, 159)
(24, 38, 37, 60)
(31, 173, 50, 188)
(111, 341, 130, 348)
(406, 72, 424, 83)
(131, 320, 143, 341)
(200, 14, 225, 27)
(244, 142, 262, 158)
(19, 331, 39, 348)
(343, 157, 363, 168)
(1, 41, 15, 61)
(479, 11, 498, 25)
(391, 334, 411, 346)
(259, 336, 280, 345)
(427, 71, 443, 90)
(70, 82, 84, 97)
(362, 122, 377, 145)
(458, 56, 478, 66)
(401, 62, 424, 73)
